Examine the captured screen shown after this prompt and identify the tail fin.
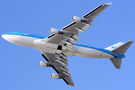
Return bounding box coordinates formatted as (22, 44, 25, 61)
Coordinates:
(105, 42, 125, 51)
(108, 41, 133, 69)
(110, 41, 133, 55)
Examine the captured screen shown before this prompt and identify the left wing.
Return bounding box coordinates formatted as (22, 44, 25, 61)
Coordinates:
(41, 52, 75, 86)
(45, 2, 112, 48)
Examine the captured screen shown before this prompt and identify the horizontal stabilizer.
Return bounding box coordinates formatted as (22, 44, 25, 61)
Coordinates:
(110, 58, 122, 69)
(111, 41, 133, 55)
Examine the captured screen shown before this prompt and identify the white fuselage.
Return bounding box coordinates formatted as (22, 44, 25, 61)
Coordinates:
(2, 33, 115, 59)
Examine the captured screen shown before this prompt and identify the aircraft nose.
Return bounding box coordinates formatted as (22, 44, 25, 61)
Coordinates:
(2, 32, 23, 45)
(1, 34, 18, 44)
(2, 34, 8, 40)
(2, 34, 11, 41)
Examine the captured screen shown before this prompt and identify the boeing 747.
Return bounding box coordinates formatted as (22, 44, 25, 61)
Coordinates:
(2, 2, 133, 86)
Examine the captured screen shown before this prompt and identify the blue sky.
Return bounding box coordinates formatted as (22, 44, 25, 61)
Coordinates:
(0, 0, 135, 90)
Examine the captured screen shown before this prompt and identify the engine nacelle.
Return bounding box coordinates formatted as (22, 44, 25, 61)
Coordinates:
(72, 16, 90, 23)
(50, 28, 64, 34)
(39, 61, 49, 67)
(50, 28, 71, 34)
(51, 73, 60, 79)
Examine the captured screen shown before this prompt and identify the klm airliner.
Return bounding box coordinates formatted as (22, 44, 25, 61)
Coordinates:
(2, 2, 133, 86)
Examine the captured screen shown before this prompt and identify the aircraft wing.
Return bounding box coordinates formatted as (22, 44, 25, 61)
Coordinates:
(83, 2, 112, 20)
(45, 2, 112, 48)
(41, 52, 75, 86)
(41, 3, 112, 86)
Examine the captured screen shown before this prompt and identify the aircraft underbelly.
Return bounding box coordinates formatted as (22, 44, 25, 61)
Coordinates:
(74, 46, 114, 58)
(35, 42, 58, 54)
(20, 36, 37, 47)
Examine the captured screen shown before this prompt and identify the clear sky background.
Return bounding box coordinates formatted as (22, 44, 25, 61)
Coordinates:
(0, 0, 135, 90)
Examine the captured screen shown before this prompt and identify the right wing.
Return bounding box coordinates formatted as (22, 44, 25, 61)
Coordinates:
(41, 52, 75, 86)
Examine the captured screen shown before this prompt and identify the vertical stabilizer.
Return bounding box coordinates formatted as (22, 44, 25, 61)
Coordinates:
(105, 42, 124, 51)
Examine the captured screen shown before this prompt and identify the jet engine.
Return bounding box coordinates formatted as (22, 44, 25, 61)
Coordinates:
(50, 28, 71, 34)
(50, 28, 64, 34)
(51, 73, 60, 79)
(39, 61, 50, 67)
(72, 16, 90, 23)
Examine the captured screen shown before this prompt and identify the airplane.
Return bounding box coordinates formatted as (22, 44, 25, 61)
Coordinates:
(1, 2, 133, 86)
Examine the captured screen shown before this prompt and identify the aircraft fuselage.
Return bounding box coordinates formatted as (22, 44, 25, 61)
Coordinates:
(2, 32, 125, 59)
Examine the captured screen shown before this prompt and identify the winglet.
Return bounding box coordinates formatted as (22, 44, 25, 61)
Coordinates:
(105, 2, 112, 5)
